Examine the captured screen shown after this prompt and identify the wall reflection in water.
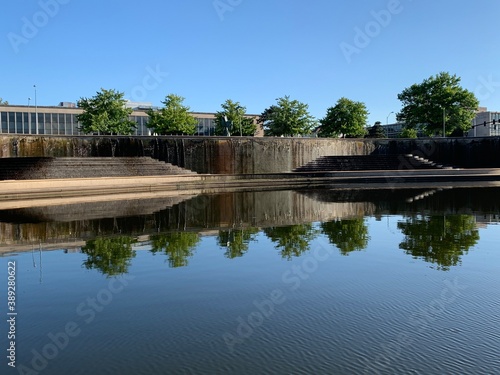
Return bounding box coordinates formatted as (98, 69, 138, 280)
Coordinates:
(1, 188, 499, 275)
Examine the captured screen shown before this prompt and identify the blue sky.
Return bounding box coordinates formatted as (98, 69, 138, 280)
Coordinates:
(2, 0, 500, 125)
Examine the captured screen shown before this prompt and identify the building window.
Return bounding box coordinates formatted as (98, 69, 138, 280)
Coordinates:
(8, 112, 15, 133)
(65, 114, 72, 135)
(30, 113, 36, 134)
(59, 114, 65, 135)
(37, 113, 45, 135)
(1, 112, 7, 133)
(44, 113, 52, 135)
(23, 112, 29, 134)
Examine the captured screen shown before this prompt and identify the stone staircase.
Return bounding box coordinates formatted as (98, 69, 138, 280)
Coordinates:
(0, 157, 197, 180)
(293, 154, 455, 172)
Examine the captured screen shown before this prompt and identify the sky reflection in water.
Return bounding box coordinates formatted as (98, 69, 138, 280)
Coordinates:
(1, 188, 499, 375)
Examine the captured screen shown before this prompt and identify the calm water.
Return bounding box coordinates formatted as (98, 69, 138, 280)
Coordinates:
(1, 188, 500, 375)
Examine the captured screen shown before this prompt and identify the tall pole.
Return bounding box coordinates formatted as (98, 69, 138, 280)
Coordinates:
(386, 111, 394, 137)
(34, 85, 38, 135)
(442, 107, 446, 137)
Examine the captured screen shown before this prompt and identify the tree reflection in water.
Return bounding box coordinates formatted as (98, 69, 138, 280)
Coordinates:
(217, 228, 260, 259)
(398, 214, 480, 270)
(81, 236, 136, 277)
(320, 218, 370, 255)
(150, 232, 200, 268)
(263, 224, 318, 260)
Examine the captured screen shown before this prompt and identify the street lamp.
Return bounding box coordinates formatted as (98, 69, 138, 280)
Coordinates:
(33, 85, 38, 135)
(386, 111, 394, 125)
(386, 111, 394, 137)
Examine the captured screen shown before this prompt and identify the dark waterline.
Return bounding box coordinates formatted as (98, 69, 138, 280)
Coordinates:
(1, 188, 499, 374)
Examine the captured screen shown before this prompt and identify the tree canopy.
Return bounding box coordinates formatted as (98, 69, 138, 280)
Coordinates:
(214, 99, 256, 136)
(81, 236, 136, 277)
(77, 88, 135, 135)
(0, 97, 8, 105)
(321, 218, 369, 255)
(146, 94, 197, 135)
(396, 72, 479, 136)
(399, 127, 418, 138)
(398, 214, 479, 270)
(149, 232, 200, 268)
(259, 96, 316, 137)
(366, 121, 386, 138)
(263, 224, 318, 260)
(217, 228, 260, 259)
(319, 97, 369, 138)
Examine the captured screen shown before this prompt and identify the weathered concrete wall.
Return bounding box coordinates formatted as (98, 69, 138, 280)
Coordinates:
(372, 137, 500, 168)
(1, 135, 500, 173)
(0, 135, 376, 174)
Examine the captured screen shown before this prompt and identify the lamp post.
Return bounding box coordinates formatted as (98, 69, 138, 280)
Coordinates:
(439, 105, 445, 137)
(386, 111, 394, 137)
(33, 85, 38, 135)
(442, 107, 446, 137)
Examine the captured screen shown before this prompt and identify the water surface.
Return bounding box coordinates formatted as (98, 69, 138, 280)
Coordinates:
(1, 188, 499, 374)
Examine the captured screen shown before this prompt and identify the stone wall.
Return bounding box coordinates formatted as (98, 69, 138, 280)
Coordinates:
(1, 135, 500, 173)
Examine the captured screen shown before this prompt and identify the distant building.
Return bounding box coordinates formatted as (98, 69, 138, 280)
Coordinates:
(0, 103, 262, 137)
(467, 108, 500, 137)
(383, 107, 500, 138)
(383, 122, 404, 138)
(382, 122, 425, 138)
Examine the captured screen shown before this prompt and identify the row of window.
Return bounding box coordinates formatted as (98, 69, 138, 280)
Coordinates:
(0, 111, 216, 136)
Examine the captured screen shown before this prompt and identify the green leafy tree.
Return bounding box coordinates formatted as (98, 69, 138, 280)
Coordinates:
(146, 94, 197, 135)
(0, 98, 8, 105)
(397, 72, 479, 136)
(217, 227, 260, 259)
(260, 96, 316, 137)
(399, 127, 418, 138)
(366, 121, 386, 138)
(397, 214, 480, 270)
(214, 99, 256, 136)
(81, 236, 136, 277)
(263, 224, 318, 260)
(319, 97, 368, 138)
(77, 88, 135, 135)
(150, 232, 200, 268)
(321, 218, 369, 255)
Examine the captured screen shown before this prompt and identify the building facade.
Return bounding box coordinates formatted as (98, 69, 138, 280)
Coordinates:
(383, 108, 500, 138)
(0, 103, 262, 137)
(467, 110, 500, 137)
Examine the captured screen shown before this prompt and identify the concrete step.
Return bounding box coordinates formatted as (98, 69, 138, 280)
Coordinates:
(0, 157, 197, 180)
(293, 155, 449, 172)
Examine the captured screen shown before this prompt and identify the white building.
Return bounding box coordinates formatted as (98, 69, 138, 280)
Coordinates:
(467, 108, 500, 137)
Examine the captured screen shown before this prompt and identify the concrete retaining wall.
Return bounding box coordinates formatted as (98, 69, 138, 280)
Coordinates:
(1, 135, 500, 173)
